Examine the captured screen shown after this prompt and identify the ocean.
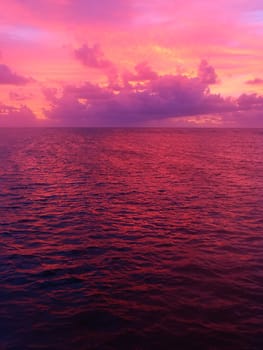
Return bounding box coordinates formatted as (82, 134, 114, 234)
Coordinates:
(0, 128, 263, 349)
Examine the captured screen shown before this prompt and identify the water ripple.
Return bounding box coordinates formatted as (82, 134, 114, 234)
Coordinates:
(0, 128, 263, 349)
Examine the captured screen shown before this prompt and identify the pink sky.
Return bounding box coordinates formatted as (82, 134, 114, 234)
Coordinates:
(0, 0, 263, 126)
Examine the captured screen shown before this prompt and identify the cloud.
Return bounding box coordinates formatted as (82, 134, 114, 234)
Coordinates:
(123, 62, 158, 84)
(1, 0, 263, 128)
(64, 82, 112, 100)
(74, 43, 113, 69)
(246, 78, 263, 85)
(0, 103, 38, 126)
(44, 61, 241, 126)
(9, 91, 33, 101)
(0, 64, 30, 85)
(135, 62, 158, 80)
(237, 93, 263, 110)
(198, 60, 218, 85)
(6, 0, 134, 27)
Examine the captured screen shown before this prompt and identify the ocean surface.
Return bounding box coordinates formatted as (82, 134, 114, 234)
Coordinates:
(0, 128, 263, 350)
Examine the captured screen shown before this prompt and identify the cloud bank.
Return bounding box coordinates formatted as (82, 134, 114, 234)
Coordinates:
(44, 61, 263, 127)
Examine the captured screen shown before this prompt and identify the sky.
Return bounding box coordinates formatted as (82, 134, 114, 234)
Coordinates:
(0, 0, 263, 127)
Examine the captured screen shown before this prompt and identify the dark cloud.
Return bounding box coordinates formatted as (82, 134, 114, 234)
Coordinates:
(0, 64, 30, 85)
(245, 78, 263, 85)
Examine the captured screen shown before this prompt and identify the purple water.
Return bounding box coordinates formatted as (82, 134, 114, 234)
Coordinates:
(1, 128, 263, 349)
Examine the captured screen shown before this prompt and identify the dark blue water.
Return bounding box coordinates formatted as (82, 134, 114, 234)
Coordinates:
(1, 128, 263, 350)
